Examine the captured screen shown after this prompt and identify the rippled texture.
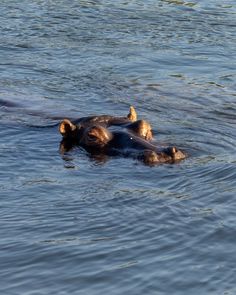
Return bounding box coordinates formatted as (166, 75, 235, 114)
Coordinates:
(1, 1, 236, 294)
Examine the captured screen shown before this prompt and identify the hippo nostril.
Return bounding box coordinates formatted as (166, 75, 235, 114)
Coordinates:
(165, 146, 175, 156)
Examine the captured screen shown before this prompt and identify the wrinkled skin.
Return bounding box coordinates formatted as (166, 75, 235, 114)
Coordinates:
(59, 106, 186, 165)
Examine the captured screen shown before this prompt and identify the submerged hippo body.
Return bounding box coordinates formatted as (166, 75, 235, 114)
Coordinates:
(59, 106, 186, 165)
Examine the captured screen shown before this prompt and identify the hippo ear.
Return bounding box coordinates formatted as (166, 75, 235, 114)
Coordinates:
(127, 106, 137, 122)
(59, 119, 77, 138)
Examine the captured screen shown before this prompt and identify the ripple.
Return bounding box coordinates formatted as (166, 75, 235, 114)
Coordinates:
(1, 1, 236, 294)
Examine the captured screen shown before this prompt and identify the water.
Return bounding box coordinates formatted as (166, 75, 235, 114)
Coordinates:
(0, 0, 236, 294)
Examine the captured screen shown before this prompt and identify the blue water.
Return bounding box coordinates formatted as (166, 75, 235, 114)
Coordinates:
(1, 1, 236, 294)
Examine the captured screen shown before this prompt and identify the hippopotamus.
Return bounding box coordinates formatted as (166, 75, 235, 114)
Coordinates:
(59, 106, 186, 165)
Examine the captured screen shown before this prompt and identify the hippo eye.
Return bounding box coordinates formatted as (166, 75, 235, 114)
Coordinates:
(88, 134, 97, 140)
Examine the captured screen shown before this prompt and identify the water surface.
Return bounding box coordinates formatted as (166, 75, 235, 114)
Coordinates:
(1, 0, 236, 294)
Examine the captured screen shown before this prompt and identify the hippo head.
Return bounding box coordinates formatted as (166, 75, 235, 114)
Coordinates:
(80, 125, 113, 148)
